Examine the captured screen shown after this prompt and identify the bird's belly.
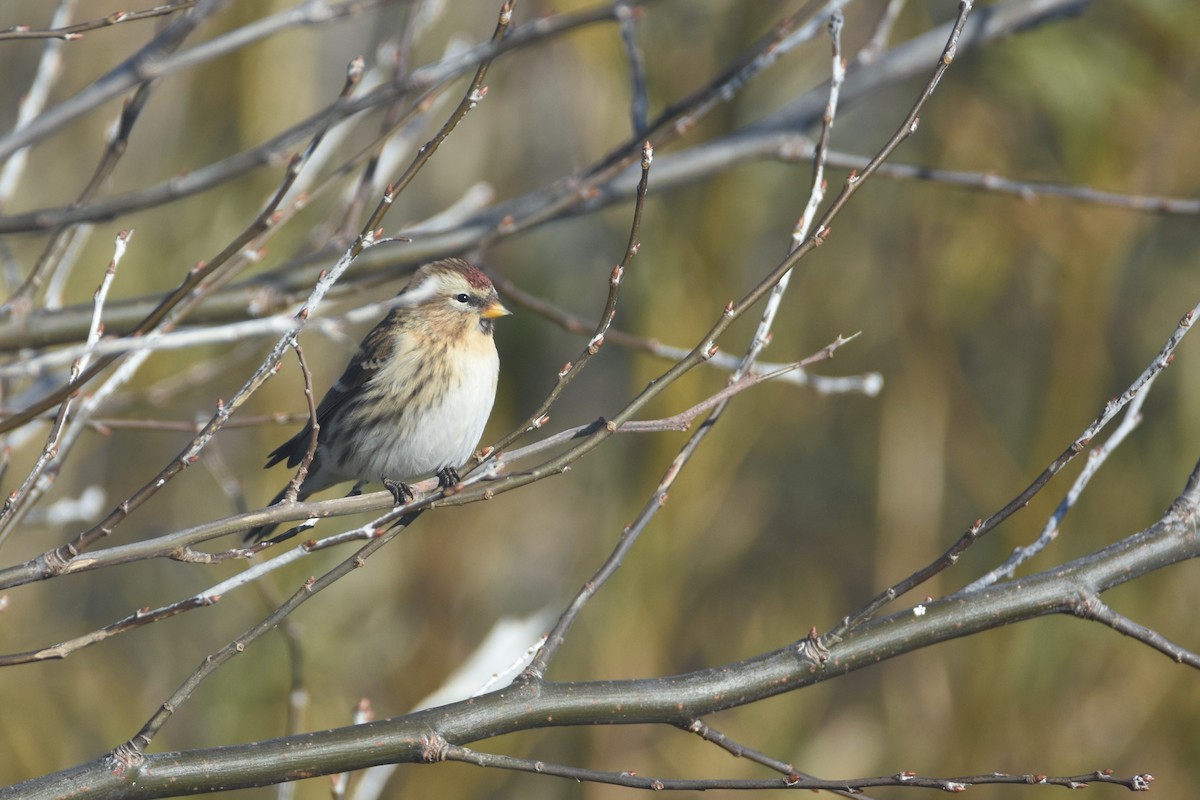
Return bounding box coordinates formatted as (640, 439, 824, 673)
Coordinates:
(350, 352, 498, 483)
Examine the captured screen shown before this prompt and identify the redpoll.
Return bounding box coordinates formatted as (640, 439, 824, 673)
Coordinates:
(245, 258, 509, 542)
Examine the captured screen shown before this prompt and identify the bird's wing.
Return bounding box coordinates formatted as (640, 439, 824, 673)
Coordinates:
(265, 314, 398, 469)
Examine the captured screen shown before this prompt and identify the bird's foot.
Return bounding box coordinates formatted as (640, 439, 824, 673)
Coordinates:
(436, 466, 460, 490)
(382, 477, 415, 506)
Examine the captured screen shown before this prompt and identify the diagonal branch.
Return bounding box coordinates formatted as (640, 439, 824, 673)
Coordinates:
(828, 297, 1200, 641)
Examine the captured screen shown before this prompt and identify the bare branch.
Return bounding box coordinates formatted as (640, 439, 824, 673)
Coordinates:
(0, 2, 198, 42)
(487, 140, 652, 457)
(830, 297, 1200, 641)
(1073, 591, 1200, 669)
(0, 230, 133, 548)
(962, 374, 1157, 594)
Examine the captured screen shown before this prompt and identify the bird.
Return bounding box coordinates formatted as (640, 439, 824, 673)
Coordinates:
(244, 258, 510, 543)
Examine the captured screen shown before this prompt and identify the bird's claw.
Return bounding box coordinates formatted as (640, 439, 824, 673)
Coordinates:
(382, 477, 415, 506)
(436, 466, 460, 489)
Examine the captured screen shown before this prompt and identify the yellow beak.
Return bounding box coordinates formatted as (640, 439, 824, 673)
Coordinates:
(481, 299, 512, 320)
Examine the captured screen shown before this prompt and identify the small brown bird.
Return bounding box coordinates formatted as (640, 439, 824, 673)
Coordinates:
(245, 258, 510, 542)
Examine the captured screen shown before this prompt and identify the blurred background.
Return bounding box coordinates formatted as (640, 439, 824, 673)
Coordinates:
(0, 0, 1198, 797)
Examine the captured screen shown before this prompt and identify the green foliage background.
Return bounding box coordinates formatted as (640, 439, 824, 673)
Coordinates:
(0, 0, 1197, 797)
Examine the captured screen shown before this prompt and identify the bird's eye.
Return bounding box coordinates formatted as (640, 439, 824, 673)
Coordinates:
(454, 293, 470, 304)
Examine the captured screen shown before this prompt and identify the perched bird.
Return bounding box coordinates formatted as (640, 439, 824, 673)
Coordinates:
(245, 258, 510, 543)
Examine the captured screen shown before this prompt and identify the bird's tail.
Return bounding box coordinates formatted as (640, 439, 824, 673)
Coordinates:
(243, 484, 308, 544)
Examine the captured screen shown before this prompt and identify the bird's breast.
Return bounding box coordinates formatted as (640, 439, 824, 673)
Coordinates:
(355, 333, 500, 481)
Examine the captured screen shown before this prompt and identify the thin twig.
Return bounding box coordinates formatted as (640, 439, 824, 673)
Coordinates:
(441, 743, 1151, 792)
(489, 270, 882, 394)
(488, 141, 652, 456)
(960, 375, 1156, 594)
(34, 61, 373, 558)
(85, 413, 309, 433)
(0, 231, 132, 548)
(856, 0, 907, 65)
(679, 719, 881, 800)
(824, 150, 1200, 215)
(5, 5, 192, 309)
(743, 6, 843, 379)
(0, 1, 197, 42)
(280, 343, 320, 503)
(616, 1, 648, 134)
(524, 7, 850, 678)
(828, 297, 1200, 642)
(0, 0, 74, 211)
(0, 596, 216, 667)
(1073, 591, 1200, 668)
(0, 53, 366, 436)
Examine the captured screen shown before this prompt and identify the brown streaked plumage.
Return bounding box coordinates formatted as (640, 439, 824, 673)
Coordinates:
(245, 258, 509, 543)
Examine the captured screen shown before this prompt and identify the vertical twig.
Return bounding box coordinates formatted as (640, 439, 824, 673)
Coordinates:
(336, 0, 450, 239)
(0, 231, 131, 548)
(856, 0, 907, 65)
(617, 1, 648, 135)
(281, 342, 320, 504)
(0, 0, 75, 216)
(489, 141, 652, 458)
(522, 9, 847, 680)
(743, 8, 843, 376)
(519, 145, 654, 677)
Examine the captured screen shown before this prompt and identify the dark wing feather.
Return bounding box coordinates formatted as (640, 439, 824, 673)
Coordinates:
(264, 314, 397, 469)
